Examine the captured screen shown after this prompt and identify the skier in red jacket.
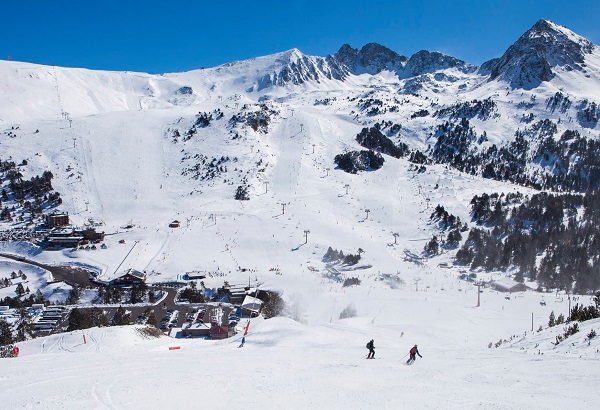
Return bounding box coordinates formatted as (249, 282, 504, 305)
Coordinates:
(406, 344, 422, 364)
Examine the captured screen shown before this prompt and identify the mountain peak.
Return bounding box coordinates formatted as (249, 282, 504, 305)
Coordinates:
(404, 50, 473, 76)
(282, 48, 303, 58)
(251, 48, 348, 91)
(334, 42, 406, 74)
(489, 19, 595, 88)
(531, 19, 557, 32)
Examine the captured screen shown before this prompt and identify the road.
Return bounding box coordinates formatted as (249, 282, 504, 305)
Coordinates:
(0, 252, 91, 287)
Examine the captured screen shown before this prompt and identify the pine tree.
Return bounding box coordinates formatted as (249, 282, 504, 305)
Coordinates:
(0, 318, 13, 345)
(548, 311, 556, 327)
(262, 291, 285, 319)
(15, 283, 25, 297)
(143, 307, 157, 327)
(111, 306, 130, 326)
(129, 286, 140, 304)
(129, 283, 147, 304)
(147, 310, 157, 327)
(424, 236, 439, 255)
(67, 308, 90, 331)
(88, 307, 109, 327)
(66, 287, 80, 305)
(148, 289, 157, 303)
(15, 308, 33, 342)
(446, 229, 462, 247)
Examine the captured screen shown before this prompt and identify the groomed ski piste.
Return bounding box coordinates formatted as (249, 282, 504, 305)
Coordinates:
(1, 21, 600, 409)
(3, 315, 600, 409)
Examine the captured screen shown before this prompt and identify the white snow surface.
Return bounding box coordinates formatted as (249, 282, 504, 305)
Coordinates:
(1, 35, 600, 408)
(3, 315, 599, 409)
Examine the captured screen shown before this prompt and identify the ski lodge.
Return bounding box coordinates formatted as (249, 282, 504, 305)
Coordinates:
(110, 269, 147, 286)
(182, 322, 211, 338)
(490, 277, 529, 293)
(209, 322, 235, 339)
(241, 295, 263, 318)
(46, 212, 70, 228)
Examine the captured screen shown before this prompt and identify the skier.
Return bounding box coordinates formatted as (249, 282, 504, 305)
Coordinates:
(406, 344, 422, 365)
(366, 339, 375, 359)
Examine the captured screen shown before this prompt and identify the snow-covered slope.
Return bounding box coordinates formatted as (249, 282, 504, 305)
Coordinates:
(4, 314, 599, 409)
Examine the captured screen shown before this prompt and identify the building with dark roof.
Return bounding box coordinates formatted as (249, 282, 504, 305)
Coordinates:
(110, 269, 146, 285)
(46, 212, 70, 228)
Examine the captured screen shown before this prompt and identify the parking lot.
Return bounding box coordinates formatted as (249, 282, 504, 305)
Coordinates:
(157, 304, 238, 332)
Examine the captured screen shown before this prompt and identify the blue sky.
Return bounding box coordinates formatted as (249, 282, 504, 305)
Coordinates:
(2, 0, 598, 74)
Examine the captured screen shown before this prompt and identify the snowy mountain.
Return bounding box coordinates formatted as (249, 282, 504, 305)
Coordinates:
(489, 19, 598, 88)
(0, 19, 598, 288)
(334, 43, 407, 75)
(403, 50, 474, 77)
(1, 19, 600, 409)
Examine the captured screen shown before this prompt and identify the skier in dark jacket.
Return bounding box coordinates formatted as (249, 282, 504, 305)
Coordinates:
(366, 339, 375, 359)
(406, 344, 422, 364)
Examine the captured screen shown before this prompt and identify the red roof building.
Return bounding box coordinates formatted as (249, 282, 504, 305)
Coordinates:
(209, 322, 235, 339)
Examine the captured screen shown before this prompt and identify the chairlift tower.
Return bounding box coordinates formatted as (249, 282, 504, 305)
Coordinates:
(303, 229, 310, 244)
(414, 277, 421, 292)
(475, 280, 486, 307)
